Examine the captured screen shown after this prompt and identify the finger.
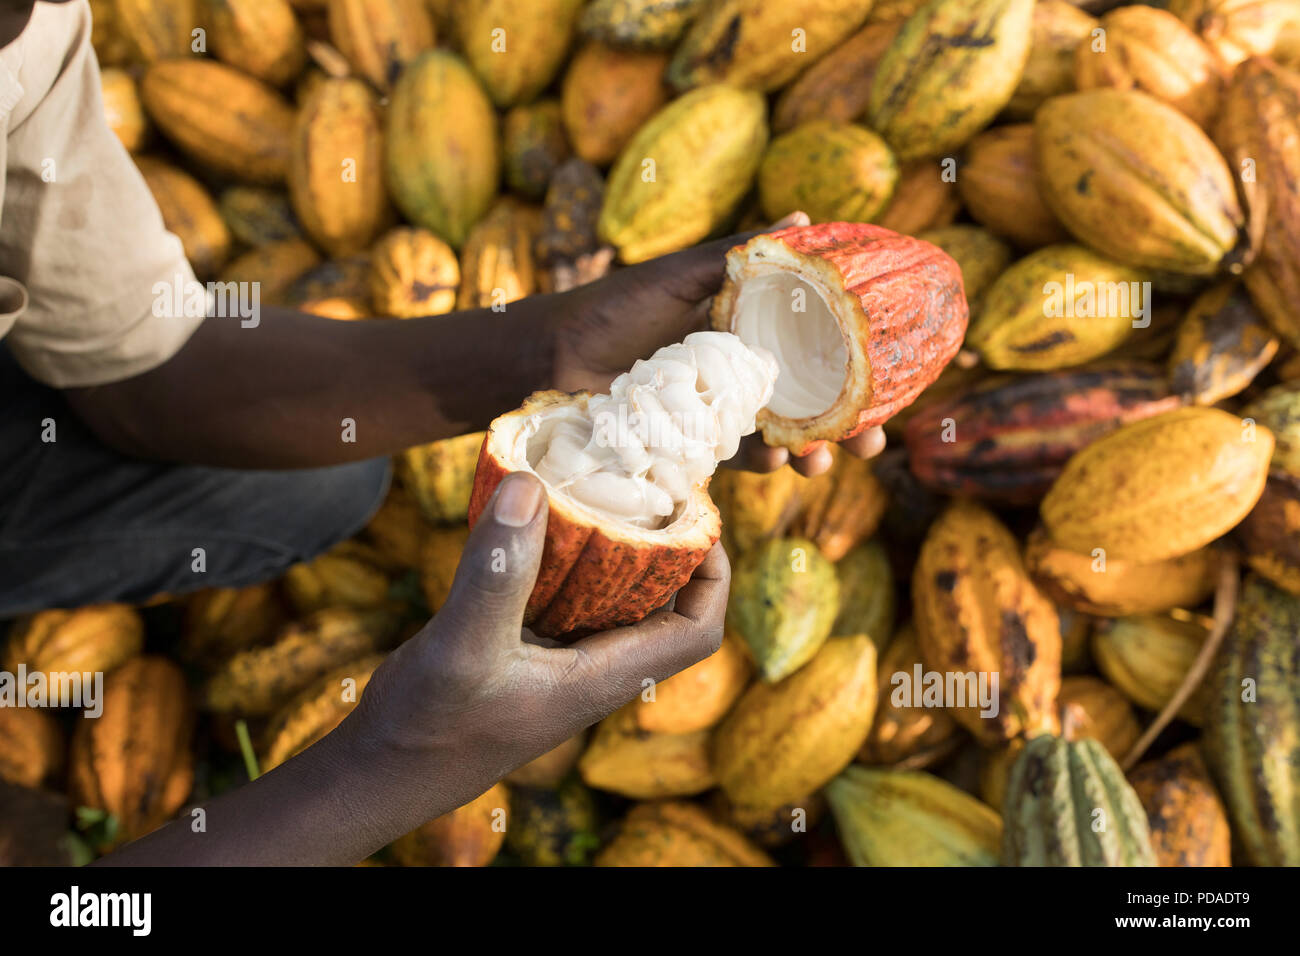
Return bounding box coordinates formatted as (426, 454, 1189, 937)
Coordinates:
(436, 472, 548, 651)
(721, 434, 789, 473)
(769, 211, 811, 230)
(790, 442, 834, 477)
(840, 426, 887, 460)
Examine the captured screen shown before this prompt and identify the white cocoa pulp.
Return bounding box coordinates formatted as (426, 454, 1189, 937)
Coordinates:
(521, 331, 778, 529)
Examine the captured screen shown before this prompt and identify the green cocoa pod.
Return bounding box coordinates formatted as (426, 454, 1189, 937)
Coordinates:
(830, 539, 896, 650)
(758, 121, 898, 225)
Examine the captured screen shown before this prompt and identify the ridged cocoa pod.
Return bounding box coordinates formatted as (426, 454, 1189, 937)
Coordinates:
(905, 363, 1181, 505)
(759, 122, 898, 225)
(261, 653, 384, 769)
(360, 485, 429, 570)
(1001, 734, 1156, 866)
(116, 0, 197, 62)
(714, 634, 877, 812)
(1004, 0, 1097, 120)
(219, 238, 321, 305)
(1168, 282, 1278, 404)
(1167, 0, 1300, 67)
(290, 78, 388, 257)
(1128, 742, 1232, 867)
(633, 631, 750, 734)
(727, 537, 841, 683)
(913, 500, 1062, 744)
(458, 0, 584, 107)
(92, 0, 134, 67)
(831, 539, 896, 650)
(1240, 382, 1300, 475)
(868, 0, 1035, 161)
(418, 525, 469, 613)
(134, 156, 231, 278)
(1236, 471, 1300, 593)
(1215, 58, 1300, 347)
(578, 0, 704, 50)
(1074, 5, 1224, 128)
(140, 59, 296, 184)
(773, 18, 904, 133)
(711, 467, 803, 556)
(827, 766, 1002, 866)
(710, 791, 826, 849)
(399, 431, 486, 524)
(914, 225, 1012, 312)
(283, 541, 392, 613)
(1041, 407, 1273, 562)
(1035, 89, 1250, 276)
(873, 161, 962, 235)
(1092, 612, 1214, 725)
(788, 449, 888, 563)
(385, 52, 499, 248)
(368, 227, 459, 318)
(203, 605, 400, 715)
(101, 68, 149, 152)
(595, 801, 774, 867)
(391, 782, 508, 867)
(69, 656, 194, 847)
(1203, 573, 1300, 864)
(505, 778, 600, 866)
(1025, 526, 1217, 617)
(504, 732, 586, 788)
(958, 124, 1067, 248)
(561, 44, 668, 167)
(667, 0, 872, 93)
(4, 604, 143, 682)
(534, 158, 610, 293)
(502, 100, 570, 200)
(218, 186, 300, 246)
(327, 0, 435, 92)
(456, 199, 541, 311)
(0, 708, 64, 789)
(598, 85, 767, 264)
(578, 704, 715, 799)
(206, 0, 306, 87)
(859, 623, 961, 768)
(179, 583, 287, 667)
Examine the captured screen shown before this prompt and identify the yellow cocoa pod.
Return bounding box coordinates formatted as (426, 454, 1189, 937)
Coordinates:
(91, 0, 133, 67)
(261, 653, 385, 770)
(595, 801, 774, 867)
(1166, 0, 1300, 68)
(632, 631, 751, 734)
(502, 100, 569, 200)
(391, 782, 508, 867)
(773, 18, 904, 133)
(140, 59, 296, 184)
(859, 622, 961, 767)
(179, 583, 287, 667)
(578, 0, 704, 51)
(203, 605, 400, 715)
(399, 431, 486, 524)
(710, 466, 803, 555)
(1073, 5, 1224, 128)
(758, 121, 898, 225)
(1025, 526, 1217, 617)
(360, 485, 429, 570)
(561, 43, 668, 167)
(455, 199, 541, 311)
(206, 0, 306, 87)
(368, 227, 459, 318)
(1091, 612, 1214, 724)
(916, 225, 1012, 313)
(1128, 742, 1232, 867)
(868, 0, 1035, 161)
(218, 186, 300, 247)
(4, 604, 143, 682)
(327, 0, 435, 92)
(283, 541, 392, 613)
(710, 791, 827, 849)
(598, 84, 767, 264)
(957, 123, 1067, 249)
(832, 539, 897, 650)
(290, 78, 389, 257)
(418, 524, 470, 612)
(968, 244, 1150, 371)
(1004, 0, 1097, 120)
(101, 68, 149, 152)
(116, 0, 198, 62)
(0, 707, 64, 789)
(504, 732, 586, 788)
(912, 500, 1062, 744)
(134, 156, 231, 278)
(1167, 282, 1278, 405)
(788, 448, 889, 562)
(385, 52, 499, 248)
(1041, 407, 1273, 562)
(458, 0, 585, 107)
(873, 160, 961, 234)
(668, 0, 873, 93)
(578, 704, 715, 799)
(219, 238, 321, 305)
(713, 634, 877, 812)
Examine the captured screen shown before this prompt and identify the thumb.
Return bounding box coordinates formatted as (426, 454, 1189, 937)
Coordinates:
(436, 472, 548, 647)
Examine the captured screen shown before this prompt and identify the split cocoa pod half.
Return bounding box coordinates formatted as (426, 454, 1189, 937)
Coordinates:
(471, 223, 968, 638)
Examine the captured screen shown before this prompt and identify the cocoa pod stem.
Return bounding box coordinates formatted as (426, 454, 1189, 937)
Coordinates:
(1121, 550, 1239, 771)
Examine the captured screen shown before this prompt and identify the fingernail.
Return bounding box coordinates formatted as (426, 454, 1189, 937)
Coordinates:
(494, 474, 543, 527)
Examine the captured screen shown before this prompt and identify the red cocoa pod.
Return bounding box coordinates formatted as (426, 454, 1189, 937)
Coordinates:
(903, 362, 1182, 504)
(711, 222, 968, 455)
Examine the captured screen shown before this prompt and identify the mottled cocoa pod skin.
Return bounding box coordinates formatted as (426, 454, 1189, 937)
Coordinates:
(594, 801, 774, 867)
(1235, 471, 1300, 594)
(1168, 282, 1278, 405)
(1129, 743, 1232, 867)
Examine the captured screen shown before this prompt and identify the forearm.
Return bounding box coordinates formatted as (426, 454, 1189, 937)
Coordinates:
(64, 297, 564, 469)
